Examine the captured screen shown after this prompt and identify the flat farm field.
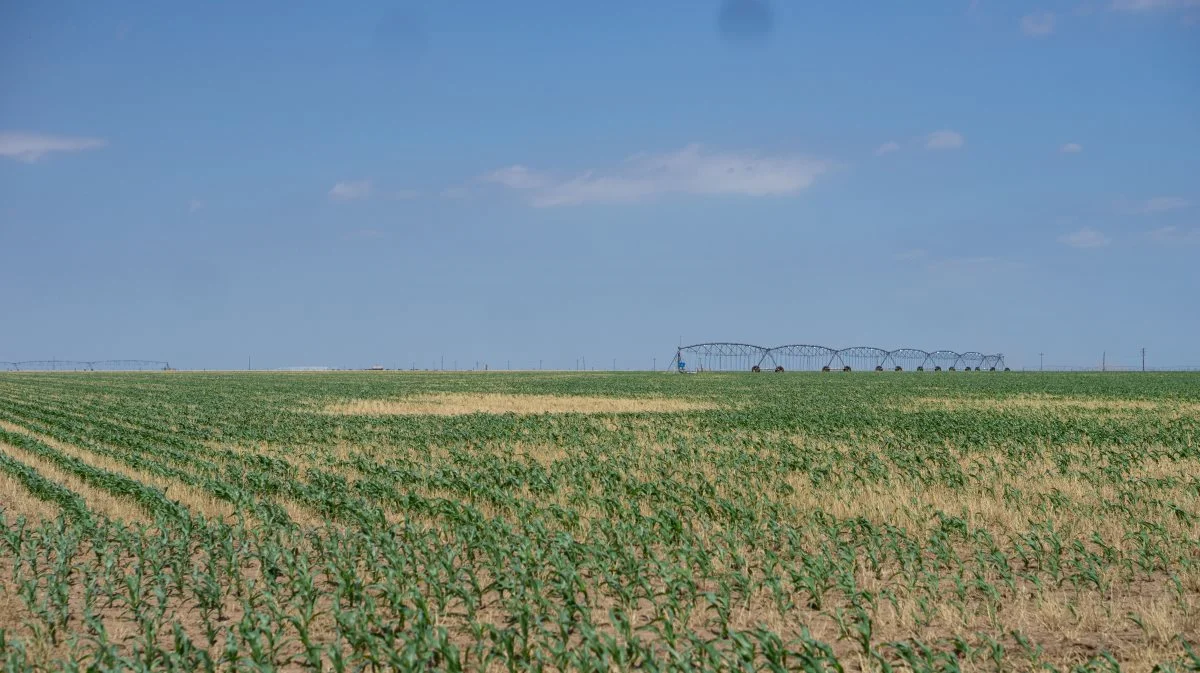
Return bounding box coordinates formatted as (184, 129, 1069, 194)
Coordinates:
(1, 371, 1198, 671)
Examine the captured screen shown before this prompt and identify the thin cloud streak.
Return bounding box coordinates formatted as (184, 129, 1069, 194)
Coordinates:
(0, 131, 108, 162)
(1021, 11, 1056, 35)
(1111, 0, 1200, 11)
(1150, 225, 1200, 243)
(1059, 227, 1110, 248)
(1142, 196, 1189, 213)
(875, 141, 900, 156)
(329, 181, 372, 201)
(925, 130, 964, 150)
(483, 144, 829, 207)
(482, 165, 548, 190)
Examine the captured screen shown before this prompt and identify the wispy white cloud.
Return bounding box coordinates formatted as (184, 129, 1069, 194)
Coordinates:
(188, 199, 204, 214)
(482, 165, 548, 189)
(1112, 0, 1200, 11)
(1021, 11, 1056, 35)
(482, 144, 829, 207)
(440, 186, 470, 200)
(874, 141, 900, 156)
(1142, 196, 1189, 213)
(0, 131, 107, 162)
(1060, 142, 1083, 153)
(1149, 225, 1200, 243)
(1059, 227, 1110, 248)
(328, 180, 372, 201)
(925, 130, 964, 150)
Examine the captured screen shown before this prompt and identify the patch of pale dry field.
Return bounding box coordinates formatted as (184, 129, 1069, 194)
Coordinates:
(896, 394, 1200, 413)
(0, 420, 240, 524)
(781, 436, 1200, 542)
(0, 440, 153, 525)
(319, 392, 715, 416)
(0, 419, 333, 529)
(0, 470, 59, 521)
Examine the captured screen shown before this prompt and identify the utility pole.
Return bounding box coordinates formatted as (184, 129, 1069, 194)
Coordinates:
(653, 357, 656, 371)
(539, 359, 542, 370)
(582, 356, 586, 371)
(248, 356, 251, 371)
(1141, 348, 1145, 372)
(441, 355, 444, 371)
(613, 358, 616, 371)
(1039, 353, 1043, 372)
(1102, 351, 1106, 372)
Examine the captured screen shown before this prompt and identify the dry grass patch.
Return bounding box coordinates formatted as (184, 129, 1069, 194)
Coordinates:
(502, 441, 570, 466)
(319, 393, 715, 416)
(0, 421, 239, 524)
(783, 459, 1200, 544)
(0, 471, 59, 521)
(776, 438, 1200, 545)
(0, 441, 152, 525)
(200, 437, 367, 523)
(897, 394, 1199, 413)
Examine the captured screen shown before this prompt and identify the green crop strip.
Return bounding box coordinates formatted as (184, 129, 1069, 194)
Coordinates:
(0, 452, 90, 524)
(0, 429, 191, 525)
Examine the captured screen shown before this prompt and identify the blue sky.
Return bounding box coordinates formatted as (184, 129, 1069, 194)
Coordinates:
(2, 0, 1197, 371)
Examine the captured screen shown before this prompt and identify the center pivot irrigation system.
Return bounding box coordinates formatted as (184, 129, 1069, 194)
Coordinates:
(1, 360, 171, 372)
(669, 343, 1006, 373)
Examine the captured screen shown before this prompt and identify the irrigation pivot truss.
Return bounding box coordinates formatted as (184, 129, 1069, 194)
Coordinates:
(0, 360, 170, 372)
(670, 343, 1005, 372)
